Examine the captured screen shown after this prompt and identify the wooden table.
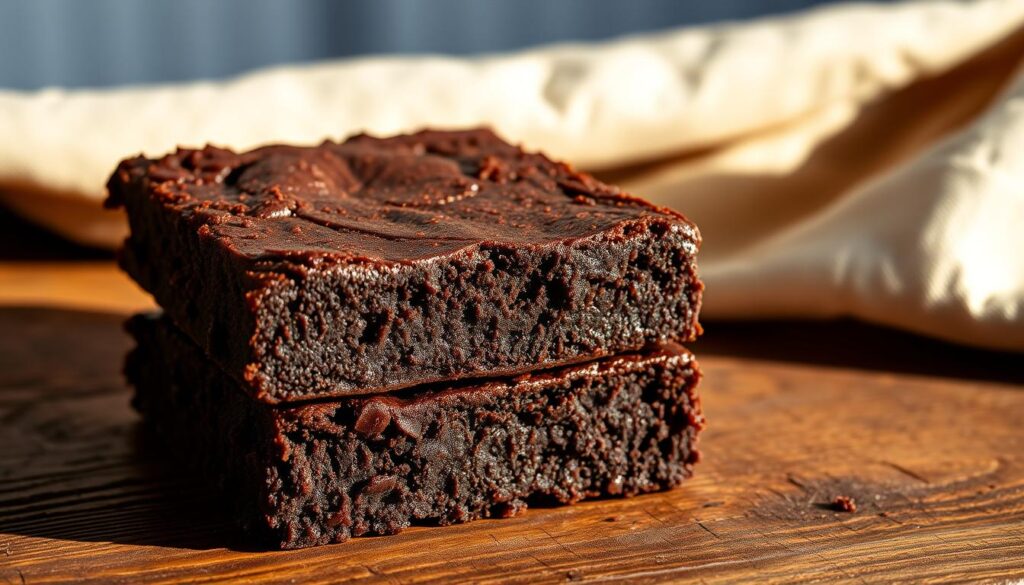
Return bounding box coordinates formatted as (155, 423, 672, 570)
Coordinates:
(1, 222, 1023, 583)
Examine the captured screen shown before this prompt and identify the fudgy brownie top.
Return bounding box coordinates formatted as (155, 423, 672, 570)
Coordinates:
(106, 128, 699, 265)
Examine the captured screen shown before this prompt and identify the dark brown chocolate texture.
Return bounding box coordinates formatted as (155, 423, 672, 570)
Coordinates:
(126, 314, 704, 549)
(107, 128, 703, 403)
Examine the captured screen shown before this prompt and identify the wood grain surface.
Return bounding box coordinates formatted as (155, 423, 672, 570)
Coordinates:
(1, 280, 1023, 583)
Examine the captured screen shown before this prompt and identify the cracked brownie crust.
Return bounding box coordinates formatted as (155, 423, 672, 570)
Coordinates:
(107, 128, 703, 403)
(126, 314, 704, 550)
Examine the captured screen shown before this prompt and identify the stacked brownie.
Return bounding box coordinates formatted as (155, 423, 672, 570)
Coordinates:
(106, 129, 705, 549)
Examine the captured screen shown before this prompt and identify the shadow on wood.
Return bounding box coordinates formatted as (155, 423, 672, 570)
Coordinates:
(0, 307, 238, 550)
(694, 318, 1024, 386)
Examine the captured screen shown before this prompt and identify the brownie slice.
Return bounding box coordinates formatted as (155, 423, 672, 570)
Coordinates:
(126, 314, 704, 550)
(107, 128, 702, 403)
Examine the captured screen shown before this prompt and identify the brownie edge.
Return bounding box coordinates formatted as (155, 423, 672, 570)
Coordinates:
(126, 314, 705, 549)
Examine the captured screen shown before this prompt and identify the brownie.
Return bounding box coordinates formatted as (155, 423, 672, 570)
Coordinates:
(107, 128, 703, 403)
(126, 314, 704, 549)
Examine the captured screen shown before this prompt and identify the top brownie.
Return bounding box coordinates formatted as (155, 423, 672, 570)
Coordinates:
(106, 129, 702, 403)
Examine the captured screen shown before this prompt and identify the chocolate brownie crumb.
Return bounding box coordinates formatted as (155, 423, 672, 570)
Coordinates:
(832, 495, 857, 513)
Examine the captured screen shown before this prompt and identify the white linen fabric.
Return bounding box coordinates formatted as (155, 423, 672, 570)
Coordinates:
(1, 0, 1022, 350)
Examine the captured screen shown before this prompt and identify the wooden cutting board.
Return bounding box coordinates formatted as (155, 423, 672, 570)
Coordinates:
(1, 262, 1023, 584)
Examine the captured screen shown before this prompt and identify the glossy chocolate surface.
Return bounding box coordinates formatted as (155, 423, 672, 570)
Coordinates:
(108, 128, 698, 266)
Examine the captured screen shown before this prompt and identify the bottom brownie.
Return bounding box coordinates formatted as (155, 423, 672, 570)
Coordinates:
(126, 314, 704, 549)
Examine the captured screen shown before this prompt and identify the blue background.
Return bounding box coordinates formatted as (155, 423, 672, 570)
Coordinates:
(0, 0, 865, 90)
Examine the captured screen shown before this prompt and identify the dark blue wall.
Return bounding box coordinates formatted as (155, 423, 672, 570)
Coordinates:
(0, 0, 867, 90)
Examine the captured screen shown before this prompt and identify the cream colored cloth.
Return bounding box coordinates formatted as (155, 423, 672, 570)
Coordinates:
(1, 0, 1023, 350)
